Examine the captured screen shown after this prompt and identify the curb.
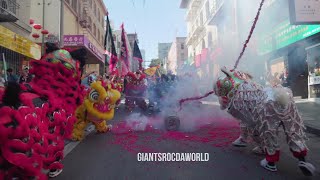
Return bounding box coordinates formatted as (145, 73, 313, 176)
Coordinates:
(63, 124, 95, 157)
(305, 125, 320, 136)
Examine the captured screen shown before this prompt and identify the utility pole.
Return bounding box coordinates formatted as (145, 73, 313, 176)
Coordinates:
(60, 0, 64, 48)
(41, 0, 45, 56)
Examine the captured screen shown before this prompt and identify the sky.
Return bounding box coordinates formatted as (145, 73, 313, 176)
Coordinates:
(103, 0, 187, 65)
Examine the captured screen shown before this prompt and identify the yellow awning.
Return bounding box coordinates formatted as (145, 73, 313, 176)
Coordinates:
(0, 25, 41, 60)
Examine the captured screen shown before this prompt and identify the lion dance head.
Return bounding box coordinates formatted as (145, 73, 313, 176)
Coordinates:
(85, 81, 121, 121)
(72, 81, 121, 141)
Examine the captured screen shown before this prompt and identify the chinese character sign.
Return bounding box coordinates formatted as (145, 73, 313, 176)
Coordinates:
(63, 35, 85, 46)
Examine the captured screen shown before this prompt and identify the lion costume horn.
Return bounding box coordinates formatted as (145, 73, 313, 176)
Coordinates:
(221, 67, 232, 77)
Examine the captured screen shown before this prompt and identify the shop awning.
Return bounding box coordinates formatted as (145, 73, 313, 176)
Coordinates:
(0, 25, 41, 60)
(64, 35, 104, 64)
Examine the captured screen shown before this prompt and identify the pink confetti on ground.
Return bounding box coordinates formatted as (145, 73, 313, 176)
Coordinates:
(108, 116, 240, 154)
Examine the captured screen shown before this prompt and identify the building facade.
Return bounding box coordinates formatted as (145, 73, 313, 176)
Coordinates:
(0, 0, 41, 78)
(29, 0, 107, 75)
(167, 37, 187, 75)
(180, 0, 220, 80)
(158, 43, 172, 66)
(141, 49, 146, 68)
(127, 33, 140, 72)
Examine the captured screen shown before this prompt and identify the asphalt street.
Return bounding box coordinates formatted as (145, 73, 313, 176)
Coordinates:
(55, 104, 320, 180)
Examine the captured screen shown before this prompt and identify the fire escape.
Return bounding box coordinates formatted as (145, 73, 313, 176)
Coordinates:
(0, 0, 19, 22)
(79, 0, 91, 36)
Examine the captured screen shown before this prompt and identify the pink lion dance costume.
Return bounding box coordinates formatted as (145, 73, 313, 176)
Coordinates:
(214, 67, 315, 176)
(0, 43, 86, 179)
(124, 71, 147, 111)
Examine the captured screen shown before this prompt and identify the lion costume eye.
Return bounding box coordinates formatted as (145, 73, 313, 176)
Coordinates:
(89, 90, 99, 101)
(63, 62, 74, 70)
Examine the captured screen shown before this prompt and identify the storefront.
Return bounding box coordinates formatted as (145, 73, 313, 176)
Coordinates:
(258, 19, 320, 98)
(306, 43, 320, 100)
(63, 35, 105, 75)
(0, 25, 41, 78)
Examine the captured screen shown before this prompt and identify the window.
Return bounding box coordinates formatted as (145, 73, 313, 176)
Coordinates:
(94, 2, 96, 16)
(181, 44, 184, 50)
(205, 1, 210, 20)
(202, 39, 205, 49)
(208, 32, 213, 47)
(98, 11, 100, 22)
(78, 2, 81, 15)
(88, 17, 92, 31)
(98, 30, 100, 41)
(72, 0, 77, 12)
(93, 24, 96, 36)
(1, 0, 8, 10)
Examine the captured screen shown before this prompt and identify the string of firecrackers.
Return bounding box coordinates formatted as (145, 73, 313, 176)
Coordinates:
(232, 0, 265, 71)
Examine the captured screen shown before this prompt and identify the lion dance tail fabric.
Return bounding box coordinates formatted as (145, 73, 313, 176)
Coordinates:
(0, 43, 86, 179)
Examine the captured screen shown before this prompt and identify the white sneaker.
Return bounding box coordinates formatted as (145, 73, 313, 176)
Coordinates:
(252, 146, 265, 155)
(260, 158, 277, 172)
(298, 161, 315, 176)
(48, 169, 63, 178)
(232, 136, 247, 147)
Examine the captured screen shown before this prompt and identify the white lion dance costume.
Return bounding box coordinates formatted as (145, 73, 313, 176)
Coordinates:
(214, 67, 315, 176)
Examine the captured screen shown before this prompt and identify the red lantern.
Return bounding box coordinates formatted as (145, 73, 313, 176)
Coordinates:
(32, 33, 40, 39)
(29, 19, 34, 25)
(41, 29, 49, 35)
(33, 24, 42, 30)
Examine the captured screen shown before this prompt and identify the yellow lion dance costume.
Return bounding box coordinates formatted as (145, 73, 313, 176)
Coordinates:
(72, 81, 121, 141)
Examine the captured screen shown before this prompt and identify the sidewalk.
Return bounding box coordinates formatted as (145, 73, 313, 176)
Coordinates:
(202, 100, 320, 136)
(295, 100, 320, 136)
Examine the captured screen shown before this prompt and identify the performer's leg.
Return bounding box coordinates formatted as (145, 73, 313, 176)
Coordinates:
(251, 129, 265, 155)
(282, 115, 315, 176)
(72, 118, 89, 141)
(125, 98, 134, 111)
(232, 122, 249, 147)
(137, 98, 147, 111)
(93, 120, 111, 133)
(260, 128, 280, 172)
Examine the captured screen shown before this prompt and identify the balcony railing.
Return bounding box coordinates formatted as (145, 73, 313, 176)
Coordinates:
(0, 0, 19, 22)
(190, 0, 203, 9)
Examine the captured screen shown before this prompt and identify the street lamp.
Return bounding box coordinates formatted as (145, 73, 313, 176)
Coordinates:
(37, 0, 52, 55)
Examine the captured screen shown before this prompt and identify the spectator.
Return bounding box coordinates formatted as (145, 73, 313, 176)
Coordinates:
(6, 68, 18, 83)
(19, 67, 32, 83)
